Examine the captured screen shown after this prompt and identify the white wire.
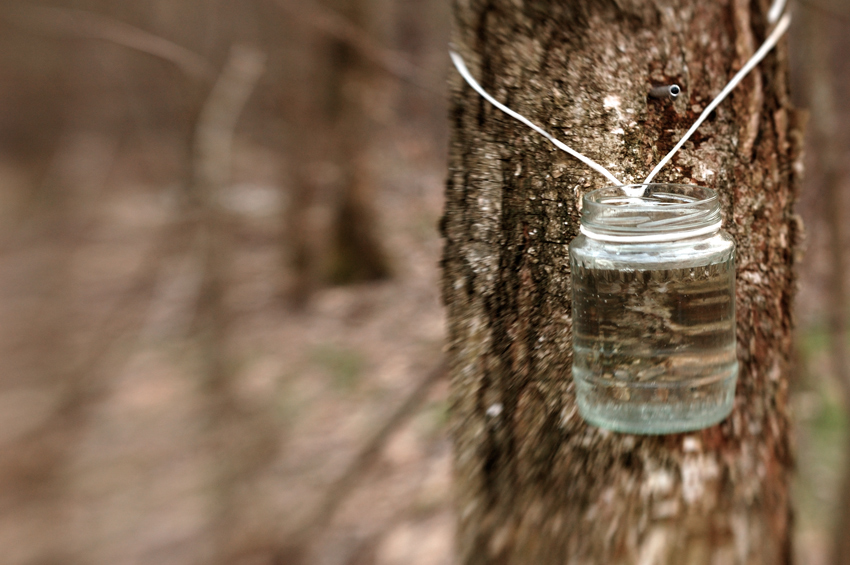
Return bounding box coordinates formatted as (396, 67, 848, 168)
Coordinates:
(450, 13, 791, 191)
(449, 50, 623, 186)
(643, 13, 791, 184)
(768, 0, 788, 23)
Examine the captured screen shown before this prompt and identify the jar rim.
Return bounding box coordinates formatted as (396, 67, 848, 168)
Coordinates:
(580, 183, 722, 242)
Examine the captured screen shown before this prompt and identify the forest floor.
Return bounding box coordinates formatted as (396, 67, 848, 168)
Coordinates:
(0, 121, 452, 565)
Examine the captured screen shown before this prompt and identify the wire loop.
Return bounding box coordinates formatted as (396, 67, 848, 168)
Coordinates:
(450, 12, 792, 195)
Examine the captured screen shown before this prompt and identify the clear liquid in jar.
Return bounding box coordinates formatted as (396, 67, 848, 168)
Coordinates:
(571, 259, 737, 434)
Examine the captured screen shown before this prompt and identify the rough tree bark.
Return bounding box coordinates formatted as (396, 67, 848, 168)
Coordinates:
(442, 1, 803, 563)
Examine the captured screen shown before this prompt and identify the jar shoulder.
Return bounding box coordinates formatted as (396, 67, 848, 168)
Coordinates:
(569, 231, 735, 269)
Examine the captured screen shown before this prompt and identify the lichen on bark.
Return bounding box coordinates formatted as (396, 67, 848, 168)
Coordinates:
(442, 1, 803, 563)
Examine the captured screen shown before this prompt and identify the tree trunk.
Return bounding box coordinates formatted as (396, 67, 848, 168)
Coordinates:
(326, 0, 392, 285)
(798, 8, 850, 565)
(280, 0, 392, 307)
(442, 1, 803, 563)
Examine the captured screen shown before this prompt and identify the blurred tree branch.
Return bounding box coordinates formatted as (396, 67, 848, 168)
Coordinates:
(277, 0, 441, 94)
(284, 358, 447, 560)
(3, 4, 215, 80)
(799, 0, 850, 24)
(189, 43, 275, 564)
(193, 43, 265, 393)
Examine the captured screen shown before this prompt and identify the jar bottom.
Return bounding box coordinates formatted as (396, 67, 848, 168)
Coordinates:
(573, 364, 738, 434)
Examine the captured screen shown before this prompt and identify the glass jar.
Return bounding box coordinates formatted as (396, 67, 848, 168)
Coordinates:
(569, 184, 738, 434)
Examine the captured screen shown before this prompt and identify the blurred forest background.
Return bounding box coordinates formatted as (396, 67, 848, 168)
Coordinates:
(0, 0, 847, 564)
